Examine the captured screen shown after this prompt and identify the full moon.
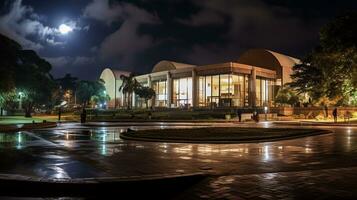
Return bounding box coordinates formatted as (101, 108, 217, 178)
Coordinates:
(59, 24, 72, 34)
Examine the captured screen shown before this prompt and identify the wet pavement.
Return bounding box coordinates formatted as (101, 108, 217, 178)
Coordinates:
(0, 122, 356, 199)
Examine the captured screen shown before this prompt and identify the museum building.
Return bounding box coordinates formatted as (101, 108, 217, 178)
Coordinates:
(99, 49, 300, 109)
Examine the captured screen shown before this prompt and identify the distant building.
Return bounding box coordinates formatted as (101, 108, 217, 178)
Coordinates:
(100, 49, 300, 109)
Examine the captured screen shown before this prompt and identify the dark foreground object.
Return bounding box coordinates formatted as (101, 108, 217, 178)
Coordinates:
(121, 127, 331, 143)
(0, 173, 206, 198)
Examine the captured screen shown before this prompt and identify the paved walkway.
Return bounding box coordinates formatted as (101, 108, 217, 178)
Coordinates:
(0, 122, 356, 199)
(179, 167, 357, 199)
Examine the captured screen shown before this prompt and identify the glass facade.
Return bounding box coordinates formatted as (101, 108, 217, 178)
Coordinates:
(148, 73, 274, 108)
(152, 79, 167, 107)
(198, 74, 250, 107)
(172, 77, 192, 107)
(256, 77, 274, 106)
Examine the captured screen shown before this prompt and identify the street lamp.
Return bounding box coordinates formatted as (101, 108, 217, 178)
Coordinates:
(264, 106, 268, 121)
(18, 92, 24, 110)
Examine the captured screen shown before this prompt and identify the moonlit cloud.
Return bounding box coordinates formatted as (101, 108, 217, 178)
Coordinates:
(0, 0, 86, 48)
(0, 0, 43, 49)
(83, 0, 123, 25)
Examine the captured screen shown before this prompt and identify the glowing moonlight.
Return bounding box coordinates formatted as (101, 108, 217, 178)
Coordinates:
(59, 24, 72, 34)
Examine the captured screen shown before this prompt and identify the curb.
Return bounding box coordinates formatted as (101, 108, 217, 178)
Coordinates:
(0, 172, 207, 197)
(120, 129, 332, 144)
(85, 119, 238, 124)
(273, 121, 357, 127)
(83, 122, 224, 127)
(0, 122, 57, 132)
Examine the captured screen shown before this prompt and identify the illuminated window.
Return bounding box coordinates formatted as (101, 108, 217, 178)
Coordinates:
(206, 76, 212, 105)
(172, 77, 192, 107)
(256, 77, 275, 107)
(198, 77, 205, 106)
(153, 80, 167, 107)
(198, 74, 249, 107)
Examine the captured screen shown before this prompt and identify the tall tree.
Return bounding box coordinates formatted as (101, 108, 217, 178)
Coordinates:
(15, 50, 56, 117)
(0, 34, 56, 117)
(56, 73, 78, 105)
(0, 34, 21, 92)
(290, 12, 357, 106)
(119, 73, 140, 109)
(56, 73, 78, 91)
(76, 79, 107, 107)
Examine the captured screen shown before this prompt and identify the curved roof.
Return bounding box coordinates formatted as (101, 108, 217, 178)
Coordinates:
(237, 49, 301, 71)
(152, 60, 195, 73)
(101, 68, 131, 80)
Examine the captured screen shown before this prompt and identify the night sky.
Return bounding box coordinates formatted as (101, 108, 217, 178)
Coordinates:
(0, 0, 356, 80)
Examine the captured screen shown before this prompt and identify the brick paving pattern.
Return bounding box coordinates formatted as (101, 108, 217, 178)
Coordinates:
(178, 167, 357, 200)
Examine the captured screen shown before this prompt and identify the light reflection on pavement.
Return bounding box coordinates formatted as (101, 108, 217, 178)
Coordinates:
(0, 122, 355, 180)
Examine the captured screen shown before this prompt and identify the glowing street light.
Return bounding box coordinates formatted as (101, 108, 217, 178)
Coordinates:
(264, 106, 268, 121)
(18, 92, 24, 110)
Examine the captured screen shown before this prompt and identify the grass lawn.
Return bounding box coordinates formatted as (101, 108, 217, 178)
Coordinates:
(302, 118, 357, 124)
(0, 115, 78, 125)
(121, 127, 330, 143)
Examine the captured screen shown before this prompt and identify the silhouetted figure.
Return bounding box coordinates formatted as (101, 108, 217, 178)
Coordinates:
(148, 111, 152, 120)
(237, 108, 242, 122)
(58, 106, 62, 122)
(81, 108, 87, 124)
(252, 109, 259, 123)
(324, 105, 328, 119)
(332, 108, 338, 123)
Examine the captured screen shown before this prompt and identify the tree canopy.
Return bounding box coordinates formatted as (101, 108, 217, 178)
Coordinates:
(119, 73, 140, 109)
(289, 12, 357, 106)
(0, 34, 21, 92)
(135, 86, 155, 109)
(76, 79, 107, 106)
(0, 34, 56, 116)
(56, 73, 78, 92)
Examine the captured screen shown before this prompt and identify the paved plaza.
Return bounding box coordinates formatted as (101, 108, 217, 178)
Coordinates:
(0, 122, 356, 199)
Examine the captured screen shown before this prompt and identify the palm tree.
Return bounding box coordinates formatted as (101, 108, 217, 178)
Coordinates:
(119, 73, 140, 109)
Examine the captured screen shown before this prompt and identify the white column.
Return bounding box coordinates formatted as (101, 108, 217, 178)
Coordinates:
(132, 91, 136, 109)
(191, 69, 197, 108)
(166, 72, 172, 108)
(249, 67, 257, 107)
(148, 75, 153, 108)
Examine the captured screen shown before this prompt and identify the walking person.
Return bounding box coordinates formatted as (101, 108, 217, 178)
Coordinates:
(237, 108, 242, 122)
(252, 109, 259, 123)
(332, 107, 338, 123)
(58, 106, 62, 122)
(80, 108, 87, 124)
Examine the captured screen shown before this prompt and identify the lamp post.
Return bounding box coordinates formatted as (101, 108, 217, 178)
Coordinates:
(18, 92, 24, 110)
(103, 90, 107, 109)
(264, 106, 268, 121)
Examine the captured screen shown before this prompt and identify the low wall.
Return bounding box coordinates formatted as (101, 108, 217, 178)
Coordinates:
(272, 107, 357, 118)
(271, 107, 293, 116)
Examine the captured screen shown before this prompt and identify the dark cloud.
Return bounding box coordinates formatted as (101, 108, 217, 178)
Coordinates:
(176, 9, 225, 27)
(1, 0, 356, 80)
(177, 0, 324, 64)
(83, 0, 160, 67)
